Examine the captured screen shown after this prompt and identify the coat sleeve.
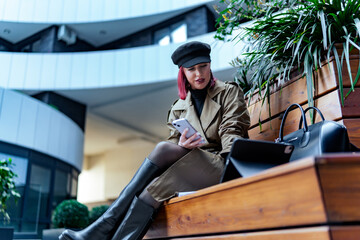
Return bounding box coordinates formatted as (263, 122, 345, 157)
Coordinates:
(218, 83, 250, 155)
(166, 101, 181, 144)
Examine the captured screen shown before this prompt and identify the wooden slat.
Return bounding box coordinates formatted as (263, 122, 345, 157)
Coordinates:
(332, 55, 360, 88)
(247, 59, 339, 127)
(163, 226, 333, 240)
(248, 118, 280, 142)
(247, 57, 360, 128)
(248, 88, 360, 142)
(145, 157, 327, 239)
(330, 226, 360, 240)
(246, 57, 340, 108)
(340, 88, 360, 118)
(159, 226, 360, 240)
(167, 157, 316, 204)
(316, 156, 360, 222)
(343, 119, 360, 148)
(248, 90, 343, 141)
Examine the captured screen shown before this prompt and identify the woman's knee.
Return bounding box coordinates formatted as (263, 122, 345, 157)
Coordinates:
(150, 141, 177, 159)
(149, 141, 187, 168)
(155, 141, 176, 154)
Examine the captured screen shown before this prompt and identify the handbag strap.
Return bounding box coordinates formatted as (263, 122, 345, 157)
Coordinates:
(298, 106, 325, 129)
(276, 103, 308, 142)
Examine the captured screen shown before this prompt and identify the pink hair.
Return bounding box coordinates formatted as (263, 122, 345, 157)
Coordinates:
(177, 66, 216, 100)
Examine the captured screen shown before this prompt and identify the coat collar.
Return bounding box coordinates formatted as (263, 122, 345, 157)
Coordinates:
(171, 80, 226, 138)
(171, 80, 226, 110)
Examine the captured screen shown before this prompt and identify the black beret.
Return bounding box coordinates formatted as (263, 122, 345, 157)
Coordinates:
(171, 41, 211, 68)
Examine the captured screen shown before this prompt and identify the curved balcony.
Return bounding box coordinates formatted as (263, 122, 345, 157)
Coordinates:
(0, 32, 247, 90)
(0, 0, 214, 23)
(0, 88, 84, 170)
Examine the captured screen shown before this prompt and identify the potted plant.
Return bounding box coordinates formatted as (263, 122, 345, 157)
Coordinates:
(43, 199, 89, 240)
(0, 158, 21, 240)
(215, 0, 359, 105)
(214, 0, 360, 143)
(88, 205, 109, 225)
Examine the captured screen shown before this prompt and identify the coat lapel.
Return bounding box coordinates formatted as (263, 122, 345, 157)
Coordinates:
(172, 81, 226, 144)
(200, 81, 225, 132)
(183, 92, 208, 143)
(200, 96, 220, 133)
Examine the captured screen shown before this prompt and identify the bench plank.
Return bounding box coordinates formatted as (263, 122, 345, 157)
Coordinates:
(145, 154, 360, 239)
(317, 157, 360, 221)
(155, 226, 360, 240)
(343, 119, 360, 147)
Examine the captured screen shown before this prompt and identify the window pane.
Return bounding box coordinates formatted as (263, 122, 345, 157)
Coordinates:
(71, 177, 78, 198)
(0, 153, 28, 185)
(52, 170, 71, 209)
(171, 23, 187, 43)
(0, 186, 25, 232)
(154, 28, 170, 46)
(22, 184, 41, 233)
(24, 164, 51, 223)
(0, 153, 28, 232)
(158, 36, 170, 46)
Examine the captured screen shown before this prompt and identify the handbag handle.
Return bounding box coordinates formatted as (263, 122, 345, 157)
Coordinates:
(276, 103, 308, 142)
(298, 106, 325, 129)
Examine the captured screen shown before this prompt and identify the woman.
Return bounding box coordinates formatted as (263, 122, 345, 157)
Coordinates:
(59, 41, 250, 240)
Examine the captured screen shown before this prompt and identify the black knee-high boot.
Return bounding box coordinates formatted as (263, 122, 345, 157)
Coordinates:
(59, 158, 160, 240)
(111, 196, 155, 240)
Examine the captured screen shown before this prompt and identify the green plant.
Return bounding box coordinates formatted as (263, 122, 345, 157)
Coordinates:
(214, 0, 297, 41)
(52, 199, 89, 229)
(88, 205, 109, 224)
(215, 0, 360, 108)
(0, 158, 20, 222)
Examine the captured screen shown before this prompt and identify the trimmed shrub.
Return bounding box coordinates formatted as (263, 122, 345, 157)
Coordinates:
(52, 200, 89, 229)
(89, 205, 109, 224)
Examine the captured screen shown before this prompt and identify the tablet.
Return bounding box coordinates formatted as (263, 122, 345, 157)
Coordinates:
(220, 138, 294, 181)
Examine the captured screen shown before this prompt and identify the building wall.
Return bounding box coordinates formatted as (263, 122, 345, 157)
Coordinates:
(0, 88, 83, 238)
(78, 140, 155, 203)
(77, 154, 106, 202)
(0, 88, 84, 170)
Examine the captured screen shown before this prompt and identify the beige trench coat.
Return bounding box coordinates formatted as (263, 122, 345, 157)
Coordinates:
(147, 80, 250, 201)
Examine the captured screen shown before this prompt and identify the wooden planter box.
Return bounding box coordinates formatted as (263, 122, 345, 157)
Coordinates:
(247, 55, 360, 148)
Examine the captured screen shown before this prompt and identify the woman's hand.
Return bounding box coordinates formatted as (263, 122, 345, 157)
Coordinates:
(178, 128, 204, 149)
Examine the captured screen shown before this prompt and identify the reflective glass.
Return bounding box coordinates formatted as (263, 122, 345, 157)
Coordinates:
(0, 153, 28, 232)
(22, 184, 41, 233)
(53, 170, 71, 209)
(25, 164, 51, 220)
(71, 177, 78, 198)
(0, 153, 28, 185)
(154, 28, 170, 46)
(171, 22, 187, 43)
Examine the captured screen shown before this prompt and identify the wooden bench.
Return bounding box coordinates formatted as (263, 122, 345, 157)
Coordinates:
(144, 56, 360, 239)
(144, 153, 360, 239)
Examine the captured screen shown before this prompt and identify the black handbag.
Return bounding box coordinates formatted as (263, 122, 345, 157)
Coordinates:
(220, 103, 357, 183)
(275, 103, 352, 161)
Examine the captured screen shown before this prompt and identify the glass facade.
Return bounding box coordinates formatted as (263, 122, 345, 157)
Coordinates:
(0, 142, 79, 239)
(154, 21, 187, 46)
(0, 6, 217, 53)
